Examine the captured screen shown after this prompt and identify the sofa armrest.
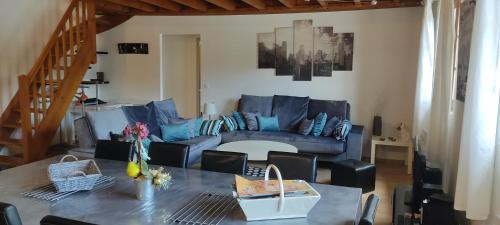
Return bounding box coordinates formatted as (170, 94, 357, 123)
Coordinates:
(74, 117, 96, 148)
(346, 125, 364, 160)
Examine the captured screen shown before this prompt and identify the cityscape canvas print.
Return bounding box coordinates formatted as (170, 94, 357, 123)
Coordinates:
(313, 27, 334, 77)
(256, 19, 355, 81)
(332, 33, 354, 71)
(275, 27, 294, 76)
(257, 32, 276, 68)
(456, 0, 475, 102)
(293, 20, 313, 81)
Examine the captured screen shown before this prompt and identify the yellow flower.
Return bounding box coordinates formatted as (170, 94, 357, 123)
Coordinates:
(127, 162, 140, 178)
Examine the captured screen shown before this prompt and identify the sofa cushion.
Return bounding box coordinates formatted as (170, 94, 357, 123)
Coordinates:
(238, 95, 273, 116)
(242, 112, 260, 131)
(85, 108, 128, 140)
(257, 115, 280, 132)
(173, 135, 222, 166)
(221, 131, 345, 155)
(147, 98, 179, 122)
(271, 95, 309, 131)
(122, 105, 162, 137)
(297, 119, 314, 136)
(307, 99, 349, 120)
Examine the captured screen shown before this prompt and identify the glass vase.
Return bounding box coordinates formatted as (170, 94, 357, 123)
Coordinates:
(136, 179, 154, 201)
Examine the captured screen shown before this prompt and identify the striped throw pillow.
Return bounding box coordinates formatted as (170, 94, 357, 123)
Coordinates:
(200, 120, 223, 136)
(221, 115, 238, 132)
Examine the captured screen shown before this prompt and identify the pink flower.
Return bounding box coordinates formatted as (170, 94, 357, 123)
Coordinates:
(123, 125, 132, 137)
(134, 122, 149, 139)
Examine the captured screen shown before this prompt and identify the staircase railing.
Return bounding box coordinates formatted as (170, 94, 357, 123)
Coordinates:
(17, 0, 96, 161)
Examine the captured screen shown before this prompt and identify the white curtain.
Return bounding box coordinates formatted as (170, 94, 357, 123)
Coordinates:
(412, 0, 436, 139)
(454, 0, 500, 222)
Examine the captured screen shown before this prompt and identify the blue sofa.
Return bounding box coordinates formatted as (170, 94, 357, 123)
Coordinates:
(74, 96, 364, 166)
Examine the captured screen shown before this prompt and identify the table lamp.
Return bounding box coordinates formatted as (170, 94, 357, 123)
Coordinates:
(204, 102, 217, 120)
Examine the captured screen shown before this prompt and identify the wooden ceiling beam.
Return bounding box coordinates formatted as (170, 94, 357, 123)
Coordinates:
(170, 0, 208, 11)
(317, 0, 327, 9)
(96, 1, 133, 14)
(134, 0, 422, 15)
(277, 0, 295, 8)
(205, 0, 236, 10)
(139, 0, 182, 12)
(104, 0, 157, 12)
(241, 0, 266, 10)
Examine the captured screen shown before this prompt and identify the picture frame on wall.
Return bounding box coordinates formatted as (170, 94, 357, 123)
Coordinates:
(293, 20, 313, 81)
(257, 32, 276, 68)
(332, 33, 354, 71)
(313, 27, 334, 77)
(275, 27, 294, 76)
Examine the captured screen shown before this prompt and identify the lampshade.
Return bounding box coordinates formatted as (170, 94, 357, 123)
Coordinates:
(203, 102, 217, 115)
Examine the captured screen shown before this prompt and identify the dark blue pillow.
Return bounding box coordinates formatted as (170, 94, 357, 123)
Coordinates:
(232, 111, 246, 130)
(160, 122, 193, 142)
(322, 116, 340, 136)
(312, 112, 328, 136)
(242, 112, 260, 131)
(297, 119, 314, 136)
(257, 116, 280, 132)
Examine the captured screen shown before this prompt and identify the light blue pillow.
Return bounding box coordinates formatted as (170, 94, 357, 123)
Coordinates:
(193, 117, 203, 137)
(200, 120, 223, 136)
(232, 111, 246, 130)
(257, 116, 280, 132)
(312, 112, 328, 136)
(160, 122, 193, 142)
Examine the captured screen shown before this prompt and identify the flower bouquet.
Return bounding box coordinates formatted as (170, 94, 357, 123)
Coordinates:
(124, 122, 172, 200)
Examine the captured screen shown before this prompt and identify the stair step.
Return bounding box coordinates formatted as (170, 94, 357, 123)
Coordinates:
(0, 155, 24, 167)
(1, 123, 21, 129)
(0, 138, 22, 146)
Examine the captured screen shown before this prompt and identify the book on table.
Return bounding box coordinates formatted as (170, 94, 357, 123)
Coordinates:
(234, 175, 314, 199)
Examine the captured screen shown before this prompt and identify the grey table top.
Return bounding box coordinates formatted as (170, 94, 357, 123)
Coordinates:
(0, 156, 362, 225)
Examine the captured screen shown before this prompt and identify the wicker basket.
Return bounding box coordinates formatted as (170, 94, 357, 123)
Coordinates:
(48, 155, 102, 192)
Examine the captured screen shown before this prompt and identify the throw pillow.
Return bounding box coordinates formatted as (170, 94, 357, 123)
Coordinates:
(193, 117, 203, 137)
(200, 120, 223, 136)
(322, 116, 340, 137)
(221, 115, 238, 132)
(242, 112, 260, 131)
(232, 111, 246, 130)
(297, 119, 314, 136)
(160, 122, 194, 142)
(168, 118, 197, 138)
(312, 112, 328, 136)
(333, 119, 353, 142)
(257, 116, 280, 132)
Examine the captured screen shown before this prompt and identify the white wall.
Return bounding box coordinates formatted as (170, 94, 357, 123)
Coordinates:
(95, 7, 422, 159)
(0, 0, 70, 112)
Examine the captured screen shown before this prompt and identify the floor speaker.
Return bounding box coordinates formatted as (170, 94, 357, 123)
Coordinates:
(373, 116, 382, 136)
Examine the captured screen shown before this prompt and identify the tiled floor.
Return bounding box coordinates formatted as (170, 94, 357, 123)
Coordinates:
(249, 160, 411, 225)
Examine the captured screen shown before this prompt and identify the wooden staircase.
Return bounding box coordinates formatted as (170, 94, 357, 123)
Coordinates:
(0, 0, 96, 167)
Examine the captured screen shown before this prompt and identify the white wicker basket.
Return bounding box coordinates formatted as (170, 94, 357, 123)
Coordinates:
(48, 155, 102, 193)
(237, 164, 321, 221)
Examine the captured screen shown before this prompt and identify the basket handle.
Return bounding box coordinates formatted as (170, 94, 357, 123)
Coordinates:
(60, 155, 79, 163)
(264, 164, 285, 212)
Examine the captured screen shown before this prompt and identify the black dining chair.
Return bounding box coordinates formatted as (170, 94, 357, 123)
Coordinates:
(94, 140, 133, 161)
(148, 142, 190, 168)
(0, 202, 22, 225)
(266, 151, 318, 183)
(201, 150, 248, 175)
(40, 215, 98, 225)
(359, 194, 380, 225)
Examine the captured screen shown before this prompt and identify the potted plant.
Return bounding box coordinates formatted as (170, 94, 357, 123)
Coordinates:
(124, 122, 172, 200)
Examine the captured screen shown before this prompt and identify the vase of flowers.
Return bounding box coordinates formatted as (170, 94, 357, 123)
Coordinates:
(124, 122, 172, 200)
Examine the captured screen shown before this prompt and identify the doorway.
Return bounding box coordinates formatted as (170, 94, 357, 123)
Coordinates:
(160, 34, 201, 118)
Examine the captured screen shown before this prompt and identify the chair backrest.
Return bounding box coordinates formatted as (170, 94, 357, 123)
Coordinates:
(201, 150, 248, 175)
(40, 215, 97, 225)
(359, 194, 380, 225)
(94, 140, 132, 161)
(266, 151, 317, 183)
(148, 142, 190, 168)
(0, 202, 22, 225)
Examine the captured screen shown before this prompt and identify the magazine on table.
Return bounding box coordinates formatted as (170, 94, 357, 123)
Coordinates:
(234, 175, 314, 199)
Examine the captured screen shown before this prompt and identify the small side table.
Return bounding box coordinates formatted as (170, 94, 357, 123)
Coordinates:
(371, 136, 413, 174)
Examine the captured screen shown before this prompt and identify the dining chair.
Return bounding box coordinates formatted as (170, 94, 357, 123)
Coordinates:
(148, 142, 190, 168)
(40, 215, 98, 225)
(94, 140, 133, 162)
(266, 151, 318, 183)
(201, 150, 248, 175)
(0, 202, 22, 225)
(359, 194, 380, 225)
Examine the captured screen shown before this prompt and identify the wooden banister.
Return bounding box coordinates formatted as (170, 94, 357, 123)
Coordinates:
(18, 75, 32, 162)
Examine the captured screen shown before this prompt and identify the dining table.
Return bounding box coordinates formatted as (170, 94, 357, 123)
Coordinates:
(0, 155, 362, 225)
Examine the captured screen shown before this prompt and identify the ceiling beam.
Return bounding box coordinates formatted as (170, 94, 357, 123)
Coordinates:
(138, 0, 182, 12)
(205, 0, 237, 10)
(170, 0, 208, 11)
(96, 1, 133, 14)
(317, 0, 327, 8)
(277, 0, 295, 8)
(134, 1, 422, 15)
(241, 0, 266, 10)
(104, 0, 157, 12)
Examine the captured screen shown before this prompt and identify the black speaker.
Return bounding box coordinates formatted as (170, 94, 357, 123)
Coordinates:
(373, 116, 382, 136)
